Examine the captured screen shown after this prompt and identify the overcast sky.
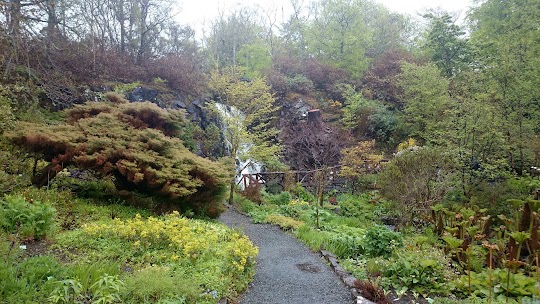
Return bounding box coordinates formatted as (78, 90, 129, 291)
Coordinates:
(176, 0, 474, 38)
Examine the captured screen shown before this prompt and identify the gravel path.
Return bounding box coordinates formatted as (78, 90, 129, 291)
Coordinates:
(218, 207, 354, 304)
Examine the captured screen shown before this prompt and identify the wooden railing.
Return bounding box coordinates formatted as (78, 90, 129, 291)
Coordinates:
(238, 166, 346, 192)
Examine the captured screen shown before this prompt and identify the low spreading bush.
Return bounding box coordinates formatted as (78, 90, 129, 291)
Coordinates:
(380, 246, 455, 296)
(263, 191, 292, 205)
(265, 214, 303, 230)
(337, 193, 377, 221)
(364, 225, 402, 257)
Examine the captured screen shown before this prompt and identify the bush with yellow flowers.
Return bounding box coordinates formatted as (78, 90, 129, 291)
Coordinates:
(55, 211, 258, 303)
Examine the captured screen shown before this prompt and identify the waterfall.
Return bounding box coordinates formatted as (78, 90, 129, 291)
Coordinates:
(214, 103, 263, 188)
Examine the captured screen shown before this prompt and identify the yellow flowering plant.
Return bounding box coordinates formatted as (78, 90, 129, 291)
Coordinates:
(58, 211, 258, 301)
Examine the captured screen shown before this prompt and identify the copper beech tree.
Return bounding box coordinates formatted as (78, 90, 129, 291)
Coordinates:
(7, 96, 229, 217)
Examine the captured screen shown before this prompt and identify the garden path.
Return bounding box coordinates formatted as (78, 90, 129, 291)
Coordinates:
(219, 207, 354, 304)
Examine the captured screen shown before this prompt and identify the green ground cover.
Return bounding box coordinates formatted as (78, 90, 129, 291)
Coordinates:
(0, 189, 257, 304)
(235, 187, 540, 303)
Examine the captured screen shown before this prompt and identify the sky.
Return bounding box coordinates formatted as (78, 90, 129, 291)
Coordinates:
(176, 0, 474, 38)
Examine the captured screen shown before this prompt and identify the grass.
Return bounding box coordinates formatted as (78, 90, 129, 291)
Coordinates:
(0, 187, 258, 304)
(295, 224, 325, 251)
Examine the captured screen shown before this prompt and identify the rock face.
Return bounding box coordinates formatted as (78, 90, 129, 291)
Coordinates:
(280, 97, 312, 121)
(186, 99, 212, 128)
(126, 86, 158, 103)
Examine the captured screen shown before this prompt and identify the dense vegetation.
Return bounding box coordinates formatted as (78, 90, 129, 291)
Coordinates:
(1, 0, 540, 302)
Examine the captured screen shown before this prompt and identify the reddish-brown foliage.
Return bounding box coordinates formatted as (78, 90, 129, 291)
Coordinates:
(7, 102, 228, 217)
(362, 49, 419, 105)
(354, 280, 391, 304)
(280, 113, 351, 170)
(267, 55, 353, 101)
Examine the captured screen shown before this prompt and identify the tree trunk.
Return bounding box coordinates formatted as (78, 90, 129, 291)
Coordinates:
(228, 179, 235, 205)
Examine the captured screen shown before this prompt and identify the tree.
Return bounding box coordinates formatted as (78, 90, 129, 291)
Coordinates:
(306, 0, 371, 78)
(398, 62, 452, 144)
(281, 112, 349, 171)
(469, 0, 540, 175)
(208, 69, 281, 204)
(341, 86, 403, 145)
(379, 147, 454, 227)
(7, 98, 228, 217)
(423, 11, 471, 78)
(339, 140, 383, 193)
(362, 48, 418, 105)
(206, 7, 264, 71)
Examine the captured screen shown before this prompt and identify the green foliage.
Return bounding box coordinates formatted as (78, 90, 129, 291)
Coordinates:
(0, 93, 15, 133)
(364, 225, 402, 257)
(285, 74, 314, 94)
(380, 246, 454, 296)
(337, 193, 377, 222)
(342, 88, 402, 145)
(55, 212, 258, 301)
(237, 43, 273, 78)
(295, 224, 326, 251)
(113, 82, 142, 95)
(263, 191, 292, 205)
(121, 266, 194, 303)
(324, 226, 365, 258)
(379, 148, 454, 226)
(453, 269, 539, 300)
(233, 194, 257, 214)
(208, 69, 281, 204)
(0, 242, 62, 303)
(423, 12, 471, 77)
(289, 183, 316, 203)
(178, 121, 203, 153)
(51, 170, 116, 200)
(48, 279, 84, 304)
(0, 194, 56, 240)
(277, 204, 301, 218)
(48, 270, 124, 304)
(399, 62, 452, 144)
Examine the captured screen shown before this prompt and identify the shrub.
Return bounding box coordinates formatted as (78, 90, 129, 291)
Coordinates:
(289, 183, 316, 203)
(364, 225, 402, 257)
(0, 194, 56, 240)
(263, 191, 292, 205)
(236, 196, 257, 214)
(380, 246, 454, 296)
(8, 101, 229, 217)
(265, 214, 303, 230)
(378, 148, 455, 227)
(242, 183, 262, 204)
(277, 204, 301, 218)
(338, 193, 377, 221)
